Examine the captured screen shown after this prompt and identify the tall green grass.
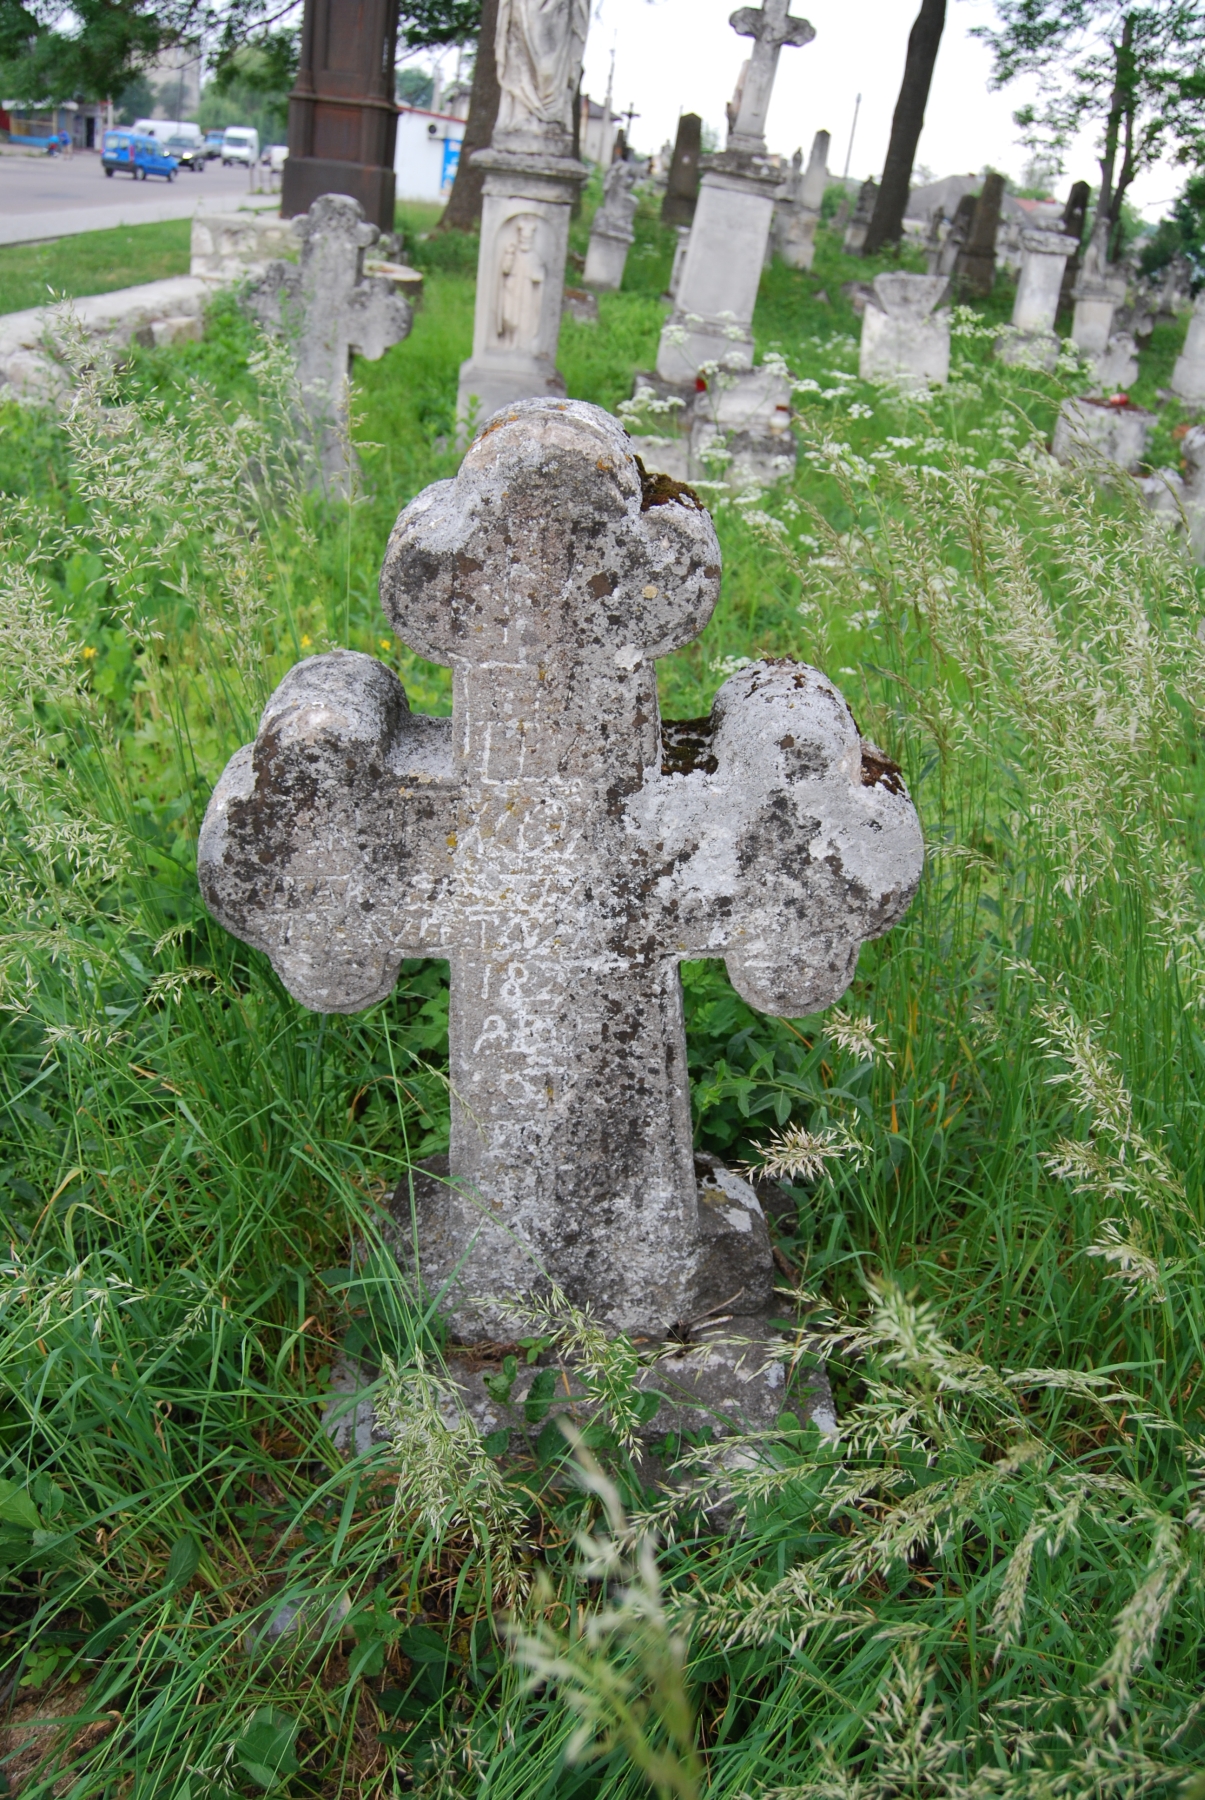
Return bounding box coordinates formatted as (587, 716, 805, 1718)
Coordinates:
(0, 198, 1202, 1799)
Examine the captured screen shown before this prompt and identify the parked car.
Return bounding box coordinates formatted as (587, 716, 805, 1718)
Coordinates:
(261, 143, 289, 174)
(221, 127, 259, 167)
(164, 134, 205, 171)
(101, 131, 178, 181)
(202, 130, 225, 160)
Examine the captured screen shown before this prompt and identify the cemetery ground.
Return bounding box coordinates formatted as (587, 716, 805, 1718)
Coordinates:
(1, 182, 1204, 1799)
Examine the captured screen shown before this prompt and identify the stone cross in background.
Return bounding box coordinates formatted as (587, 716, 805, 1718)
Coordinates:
(247, 193, 411, 492)
(198, 400, 923, 1341)
(727, 0, 816, 153)
(655, 0, 814, 384)
(455, 0, 590, 433)
(661, 112, 703, 227)
(584, 159, 640, 290)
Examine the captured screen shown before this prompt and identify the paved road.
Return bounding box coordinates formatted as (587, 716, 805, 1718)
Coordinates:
(0, 150, 280, 245)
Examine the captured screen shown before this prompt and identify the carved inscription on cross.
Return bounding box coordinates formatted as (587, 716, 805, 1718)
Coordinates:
(198, 400, 922, 1339)
(728, 0, 815, 154)
(248, 193, 411, 490)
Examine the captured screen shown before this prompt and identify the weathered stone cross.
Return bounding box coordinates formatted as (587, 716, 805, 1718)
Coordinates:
(198, 400, 921, 1340)
(728, 0, 816, 154)
(248, 193, 412, 492)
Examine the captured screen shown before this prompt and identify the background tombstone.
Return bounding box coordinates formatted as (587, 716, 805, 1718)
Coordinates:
(859, 272, 950, 388)
(665, 225, 692, 300)
(281, 0, 399, 232)
(198, 398, 923, 1344)
(655, 0, 815, 386)
(1171, 291, 1205, 405)
(1053, 394, 1153, 473)
(1071, 233, 1131, 387)
(583, 158, 639, 289)
(936, 192, 975, 278)
(774, 129, 828, 270)
(661, 111, 703, 226)
(456, 0, 590, 434)
(843, 178, 877, 254)
(1057, 180, 1090, 318)
(997, 228, 1077, 368)
(954, 171, 1005, 299)
(246, 193, 411, 491)
(1143, 424, 1205, 562)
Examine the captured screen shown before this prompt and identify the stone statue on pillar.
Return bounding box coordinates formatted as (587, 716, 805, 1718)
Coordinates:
(456, 0, 590, 433)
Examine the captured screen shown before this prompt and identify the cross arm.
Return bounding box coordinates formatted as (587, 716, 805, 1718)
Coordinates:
(347, 280, 413, 363)
(729, 5, 815, 48)
(632, 662, 923, 1016)
(198, 650, 458, 1013)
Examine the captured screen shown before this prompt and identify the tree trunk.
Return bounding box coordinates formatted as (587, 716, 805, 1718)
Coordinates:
(1095, 12, 1134, 260)
(436, 0, 499, 233)
(862, 0, 946, 256)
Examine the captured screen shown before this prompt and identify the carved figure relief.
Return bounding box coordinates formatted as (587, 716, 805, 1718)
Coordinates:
(495, 214, 546, 349)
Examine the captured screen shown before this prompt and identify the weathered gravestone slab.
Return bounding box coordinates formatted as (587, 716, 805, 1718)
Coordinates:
(583, 159, 640, 291)
(1052, 394, 1153, 473)
(773, 130, 828, 271)
(954, 172, 1004, 299)
(247, 193, 411, 491)
(997, 227, 1078, 370)
(1171, 291, 1205, 406)
(843, 178, 877, 255)
(859, 273, 950, 388)
(1143, 424, 1205, 563)
(198, 399, 923, 1351)
(662, 112, 703, 228)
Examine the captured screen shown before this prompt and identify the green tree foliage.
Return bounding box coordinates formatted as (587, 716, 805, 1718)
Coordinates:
(202, 29, 296, 140)
(399, 0, 481, 50)
(1140, 171, 1205, 285)
(976, 1, 1205, 256)
(396, 65, 435, 108)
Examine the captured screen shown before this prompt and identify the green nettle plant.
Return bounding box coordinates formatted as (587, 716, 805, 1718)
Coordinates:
(0, 206, 1204, 1798)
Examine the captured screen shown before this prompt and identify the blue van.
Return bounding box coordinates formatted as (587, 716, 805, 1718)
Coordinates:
(101, 131, 178, 181)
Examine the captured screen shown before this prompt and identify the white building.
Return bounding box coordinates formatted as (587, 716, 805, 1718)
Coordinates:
(394, 105, 466, 204)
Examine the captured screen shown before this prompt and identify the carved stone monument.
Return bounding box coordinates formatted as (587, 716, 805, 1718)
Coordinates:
(456, 0, 590, 434)
(198, 399, 923, 1343)
(281, 0, 400, 232)
(935, 192, 974, 279)
(954, 172, 1004, 299)
(661, 111, 703, 228)
(655, 0, 815, 386)
(859, 273, 950, 388)
(583, 158, 639, 290)
(246, 193, 411, 491)
(1171, 291, 1205, 406)
(1071, 231, 1134, 390)
(997, 227, 1078, 369)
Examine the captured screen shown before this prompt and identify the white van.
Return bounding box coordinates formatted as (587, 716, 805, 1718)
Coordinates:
(221, 127, 259, 167)
(132, 119, 202, 146)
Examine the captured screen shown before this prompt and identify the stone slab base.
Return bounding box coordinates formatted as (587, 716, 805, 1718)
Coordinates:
(456, 355, 567, 440)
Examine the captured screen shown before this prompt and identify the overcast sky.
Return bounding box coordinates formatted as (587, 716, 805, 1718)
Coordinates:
(563, 0, 1185, 221)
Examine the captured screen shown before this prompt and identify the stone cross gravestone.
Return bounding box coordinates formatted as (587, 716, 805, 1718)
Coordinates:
(456, 0, 590, 435)
(655, 0, 814, 385)
(1057, 180, 1090, 317)
(198, 399, 923, 1340)
(662, 112, 703, 228)
(859, 273, 950, 388)
(935, 192, 975, 279)
(247, 193, 412, 493)
(583, 158, 639, 290)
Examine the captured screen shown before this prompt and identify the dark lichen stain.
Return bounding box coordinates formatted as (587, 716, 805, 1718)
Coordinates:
(860, 746, 906, 796)
(589, 570, 619, 599)
(661, 717, 719, 777)
(633, 454, 706, 513)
